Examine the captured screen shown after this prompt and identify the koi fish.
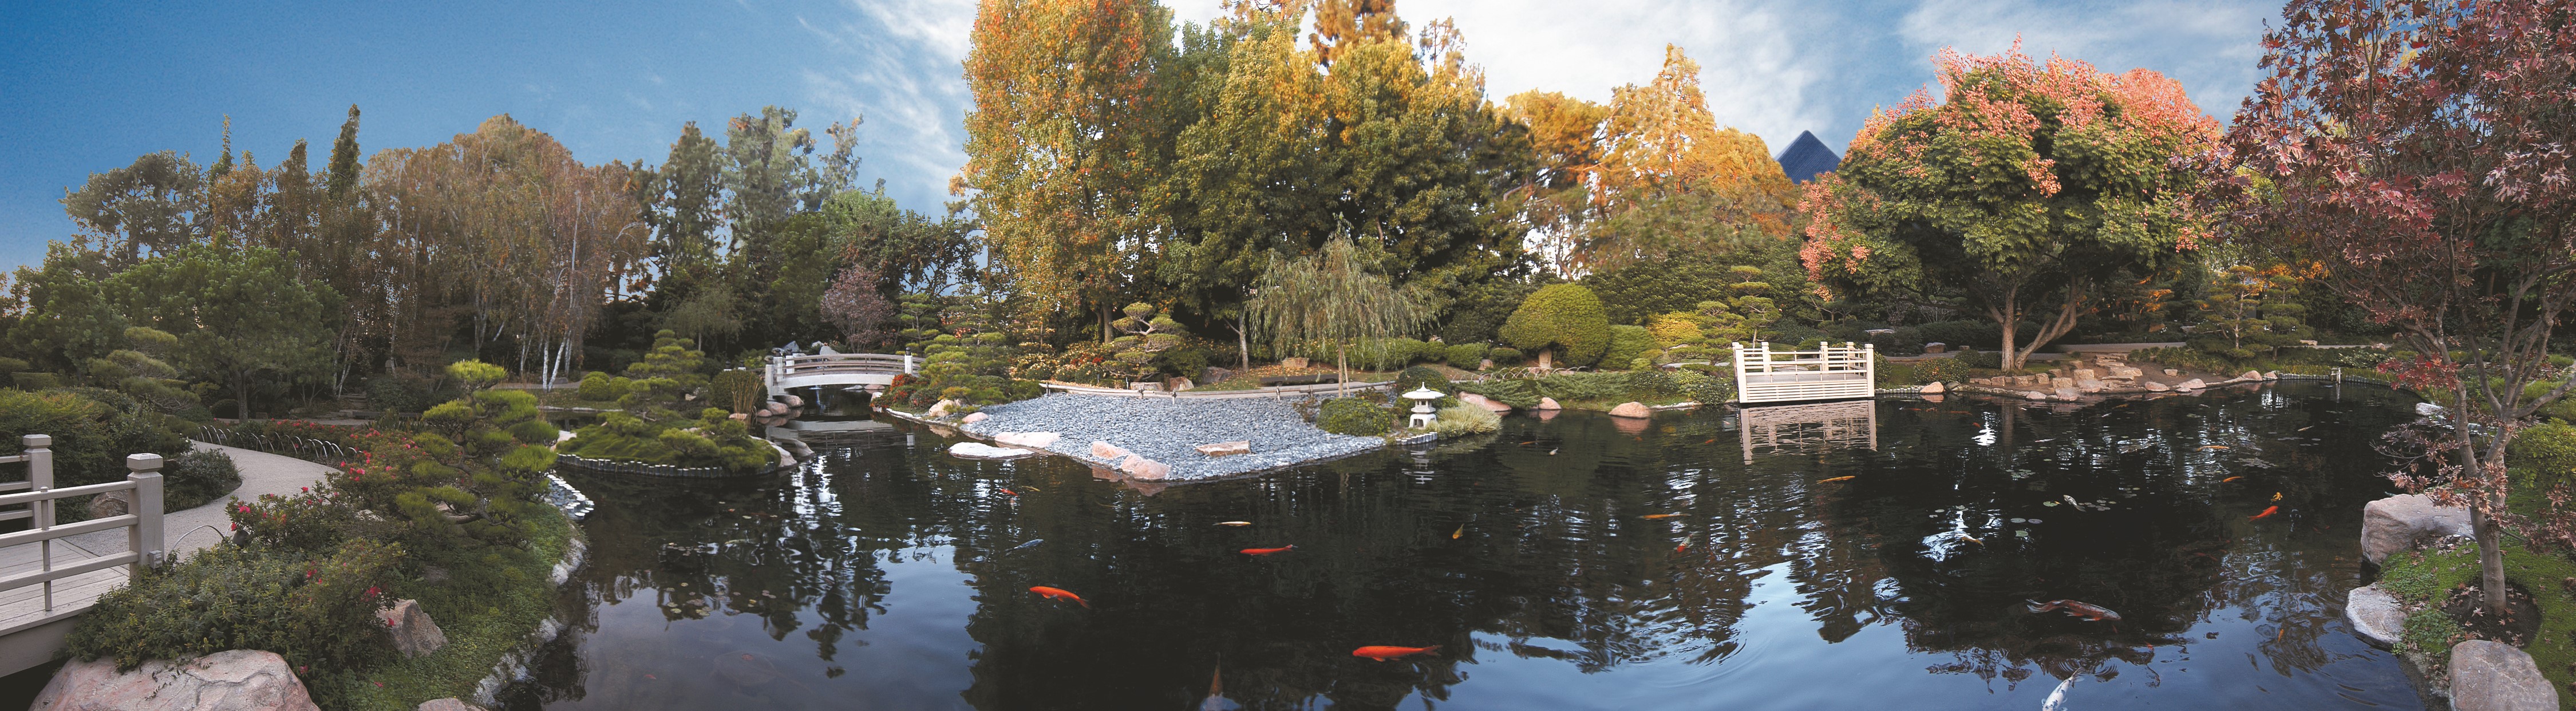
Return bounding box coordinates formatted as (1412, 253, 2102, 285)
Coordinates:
(2271, 492, 2282, 501)
(1452, 524, 1465, 539)
(1215, 521, 1253, 527)
(2027, 599, 2123, 622)
(1020, 484, 1042, 492)
(1675, 540, 1690, 552)
(2250, 505, 2279, 520)
(1030, 586, 1088, 607)
(1819, 476, 1856, 483)
(1202, 666, 1238, 711)
(1240, 546, 1297, 555)
(2222, 476, 2243, 483)
(1548, 448, 1559, 456)
(1642, 513, 1684, 520)
(2041, 677, 2073, 711)
(1351, 645, 1441, 661)
(1702, 439, 1716, 444)
(1007, 539, 1045, 553)
(2201, 445, 2231, 451)
(999, 488, 1018, 496)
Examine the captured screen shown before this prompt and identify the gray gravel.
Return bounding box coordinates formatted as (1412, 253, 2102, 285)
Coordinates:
(958, 394, 1384, 480)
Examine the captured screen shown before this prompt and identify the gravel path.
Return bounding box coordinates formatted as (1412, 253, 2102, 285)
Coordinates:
(959, 394, 1383, 480)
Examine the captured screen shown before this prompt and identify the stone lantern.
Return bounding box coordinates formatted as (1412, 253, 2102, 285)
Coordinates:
(1402, 387, 1444, 429)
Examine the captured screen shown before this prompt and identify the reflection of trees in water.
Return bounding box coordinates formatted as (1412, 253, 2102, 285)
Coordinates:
(1847, 386, 2411, 689)
(513, 383, 2413, 709)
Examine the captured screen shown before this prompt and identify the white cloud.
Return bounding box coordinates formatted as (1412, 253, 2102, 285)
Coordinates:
(795, 0, 979, 208)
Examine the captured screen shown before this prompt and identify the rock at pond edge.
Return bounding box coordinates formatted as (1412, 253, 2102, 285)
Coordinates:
(1607, 402, 1652, 418)
(1120, 455, 1171, 480)
(2361, 493, 2474, 566)
(962, 412, 989, 424)
(2343, 583, 2403, 648)
(995, 432, 1061, 448)
(1196, 441, 1251, 457)
(1918, 381, 1945, 394)
(33, 649, 320, 711)
(2450, 639, 2558, 711)
(1458, 393, 1512, 413)
(1091, 441, 1132, 461)
(1536, 397, 1564, 410)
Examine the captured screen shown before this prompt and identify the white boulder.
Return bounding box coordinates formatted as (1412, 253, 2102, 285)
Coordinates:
(950, 443, 1037, 460)
(32, 650, 319, 711)
(2451, 639, 2559, 711)
(2342, 584, 2404, 649)
(376, 599, 448, 658)
(2361, 493, 2474, 566)
(994, 432, 1061, 448)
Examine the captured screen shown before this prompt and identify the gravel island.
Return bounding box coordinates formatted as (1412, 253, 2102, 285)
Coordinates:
(957, 394, 1384, 480)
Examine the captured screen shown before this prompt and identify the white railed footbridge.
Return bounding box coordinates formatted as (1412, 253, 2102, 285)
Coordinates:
(1732, 342, 1876, 404)
(764, 353, 916, 397)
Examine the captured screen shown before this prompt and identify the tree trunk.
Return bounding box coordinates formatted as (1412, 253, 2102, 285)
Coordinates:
(235, 371, 254, 421)
(1236, 315, 1251, 372)
(1337, 341, 1349, 397)
(1538, 348, 1553, 371)
(1998, 313, 2021, 370)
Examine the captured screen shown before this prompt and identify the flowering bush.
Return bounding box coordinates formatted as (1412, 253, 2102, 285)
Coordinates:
(67, 538, 404, 673)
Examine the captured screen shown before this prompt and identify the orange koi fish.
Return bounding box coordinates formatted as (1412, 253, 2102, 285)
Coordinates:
(1641, 514, 1684, 520)
(1215, 521, 1253, 527)
(2221, 476, 2243, 483)
(1030, 586, 1089, 608)
(1452, 525, 1465, 539)
(2250, 505, 2279, 520)
(2201, 445, 2231, 451)
(1819, 476, 1856, 483)
(1351, 645, 1441, 661)
(1240, 546, 1297, 556)
(1674, 540, 1690, 552)
(998, 488, 1018, 496)
(2027, 599, 2122, 622)
(2271, 492, 2282, 501)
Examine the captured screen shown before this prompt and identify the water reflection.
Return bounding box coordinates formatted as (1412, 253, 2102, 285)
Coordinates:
(1737, 399, 1879, 464)
(508, 383, 2424, 710)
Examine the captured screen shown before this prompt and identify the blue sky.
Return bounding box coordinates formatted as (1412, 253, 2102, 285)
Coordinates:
(0, 0, 2276, 272)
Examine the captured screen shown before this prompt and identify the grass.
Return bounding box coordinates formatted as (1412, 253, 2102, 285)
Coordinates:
(2379, 540, 2576, 708)
(318, 508, 575, 709)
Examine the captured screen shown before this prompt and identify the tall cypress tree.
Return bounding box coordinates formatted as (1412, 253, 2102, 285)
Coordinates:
(326, 105, 362, 199)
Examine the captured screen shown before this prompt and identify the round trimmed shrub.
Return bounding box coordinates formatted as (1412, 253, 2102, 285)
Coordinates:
(1488, 347, 1524, 366)
(1317, 397, 1396, 436)
(1443, 343, 1488, 370)
(1395, 365, 1452, 394)
(1600, 325, 1656, 371)
(1499, 284, 1611, 368)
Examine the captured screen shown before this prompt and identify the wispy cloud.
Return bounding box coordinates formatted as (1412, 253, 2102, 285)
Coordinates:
(794, 0, 978, 210)
(1897, 0, 2271, 120)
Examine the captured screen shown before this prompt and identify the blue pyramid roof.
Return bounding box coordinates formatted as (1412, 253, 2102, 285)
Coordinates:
(1776, 130, 1840, 183)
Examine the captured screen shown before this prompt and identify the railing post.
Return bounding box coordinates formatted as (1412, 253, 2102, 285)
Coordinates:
(904, 353, 915, 374)
(126, 454, 164, 572)
(22, 434, 51, 492)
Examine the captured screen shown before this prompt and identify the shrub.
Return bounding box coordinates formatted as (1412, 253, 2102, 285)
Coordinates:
(2511, 421, 2576, 490)
(163, 449, 242, 511)
(1914, 356, 1975, 384)
(1670, 369, 1735, 404)
(575, 371, 629, 402)
(1488, 347, 1524, 366)
(363, 373, 451, 415)
(68, 539, 404, 673)
(1951, 350, 2003, 369)
(1443, 343, 1488, 370)
(708, 369, 762, 413)
(445, 360, 507, 391)
(1395, 365, 1452, 394)
(1599, 325, 1656, 370)
(1915, 320, 2003, 350)
(1318, 397, 1396, 436)
(0, 388, 189, 489)
(1457, 378, 1541, 409)
(1427, 403, 1501, 436)
(1499, 284, 1611, 368)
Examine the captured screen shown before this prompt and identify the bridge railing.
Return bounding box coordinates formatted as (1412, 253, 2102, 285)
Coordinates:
(767, 353, 914, 377)
(0, 437, 165, 631)
(1732, 341, 1876, 404)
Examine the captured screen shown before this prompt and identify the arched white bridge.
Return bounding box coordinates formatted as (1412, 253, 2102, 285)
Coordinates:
(764, 353, 915, 397)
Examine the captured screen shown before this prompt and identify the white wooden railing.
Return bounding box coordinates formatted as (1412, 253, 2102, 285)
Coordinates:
(1732, 342, 1876, 404)
(0, 433, 163, 634)
(764, 353, 915, 395)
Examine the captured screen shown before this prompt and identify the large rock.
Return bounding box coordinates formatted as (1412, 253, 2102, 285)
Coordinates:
(2144, 381, 2171, 392)
(2176, 378, 2206, 391)
(2075, 379, 2107, 393)
(1195, 441, 1250, 457)
(994, 432, 1061, 448)
(2053, 387, 2080, 401)
(2238, 370, 2263, 382)
(949, 443, 1036, 460)
(925, 399, 963, 418)
(2072, 368, 2100, 380)
(1090, 441, 1133, 461)
(2343, 583, 2404, 649)
(961, 412, 989, 424)
(2107, 366, 2144, 379)
(2451, 639, 2559, 711)
(1203, 367, 1234, 385)
(1280, 357, 1309, 369)
(376, 599, 448, 658)
(1119, 455, 1171, 480)
(1457, 393, 1512, 413)
(419, 700, 488, 711)
(2361, 493, 2474, 565)
(32, 649, 321, 711)
(1918, 381, 1945, 394)
(1536, 397, 1563, 410)
(1607, 402, 1652, 418)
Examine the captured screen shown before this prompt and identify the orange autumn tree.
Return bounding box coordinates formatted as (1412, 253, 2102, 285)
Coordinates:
(959, 0, 1172, 341)
(1800, 45, 2219, 369)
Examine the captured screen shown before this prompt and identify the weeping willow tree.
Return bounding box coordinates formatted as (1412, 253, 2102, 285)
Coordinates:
(1247, 235, 1432, 394)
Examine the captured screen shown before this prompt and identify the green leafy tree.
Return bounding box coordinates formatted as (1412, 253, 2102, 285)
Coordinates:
(2189, 264, 2310, 361)
(1247, 236, 1432, 393)
(110, 243, 340, 419)
(1499, 283, 1610, 369)
(1800, 45, 2220, 370)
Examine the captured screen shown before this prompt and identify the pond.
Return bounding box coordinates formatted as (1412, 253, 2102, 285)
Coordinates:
(511, 382, 2425, 710)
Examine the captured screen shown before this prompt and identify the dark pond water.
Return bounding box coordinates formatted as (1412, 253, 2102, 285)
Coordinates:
(511, 382, 2425, 710)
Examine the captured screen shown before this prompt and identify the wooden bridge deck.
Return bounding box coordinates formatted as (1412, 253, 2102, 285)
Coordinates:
(0, 536, 127, 637)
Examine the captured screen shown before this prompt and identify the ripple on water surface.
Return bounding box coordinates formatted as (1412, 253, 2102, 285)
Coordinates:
(512, 382, 2427, 710)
